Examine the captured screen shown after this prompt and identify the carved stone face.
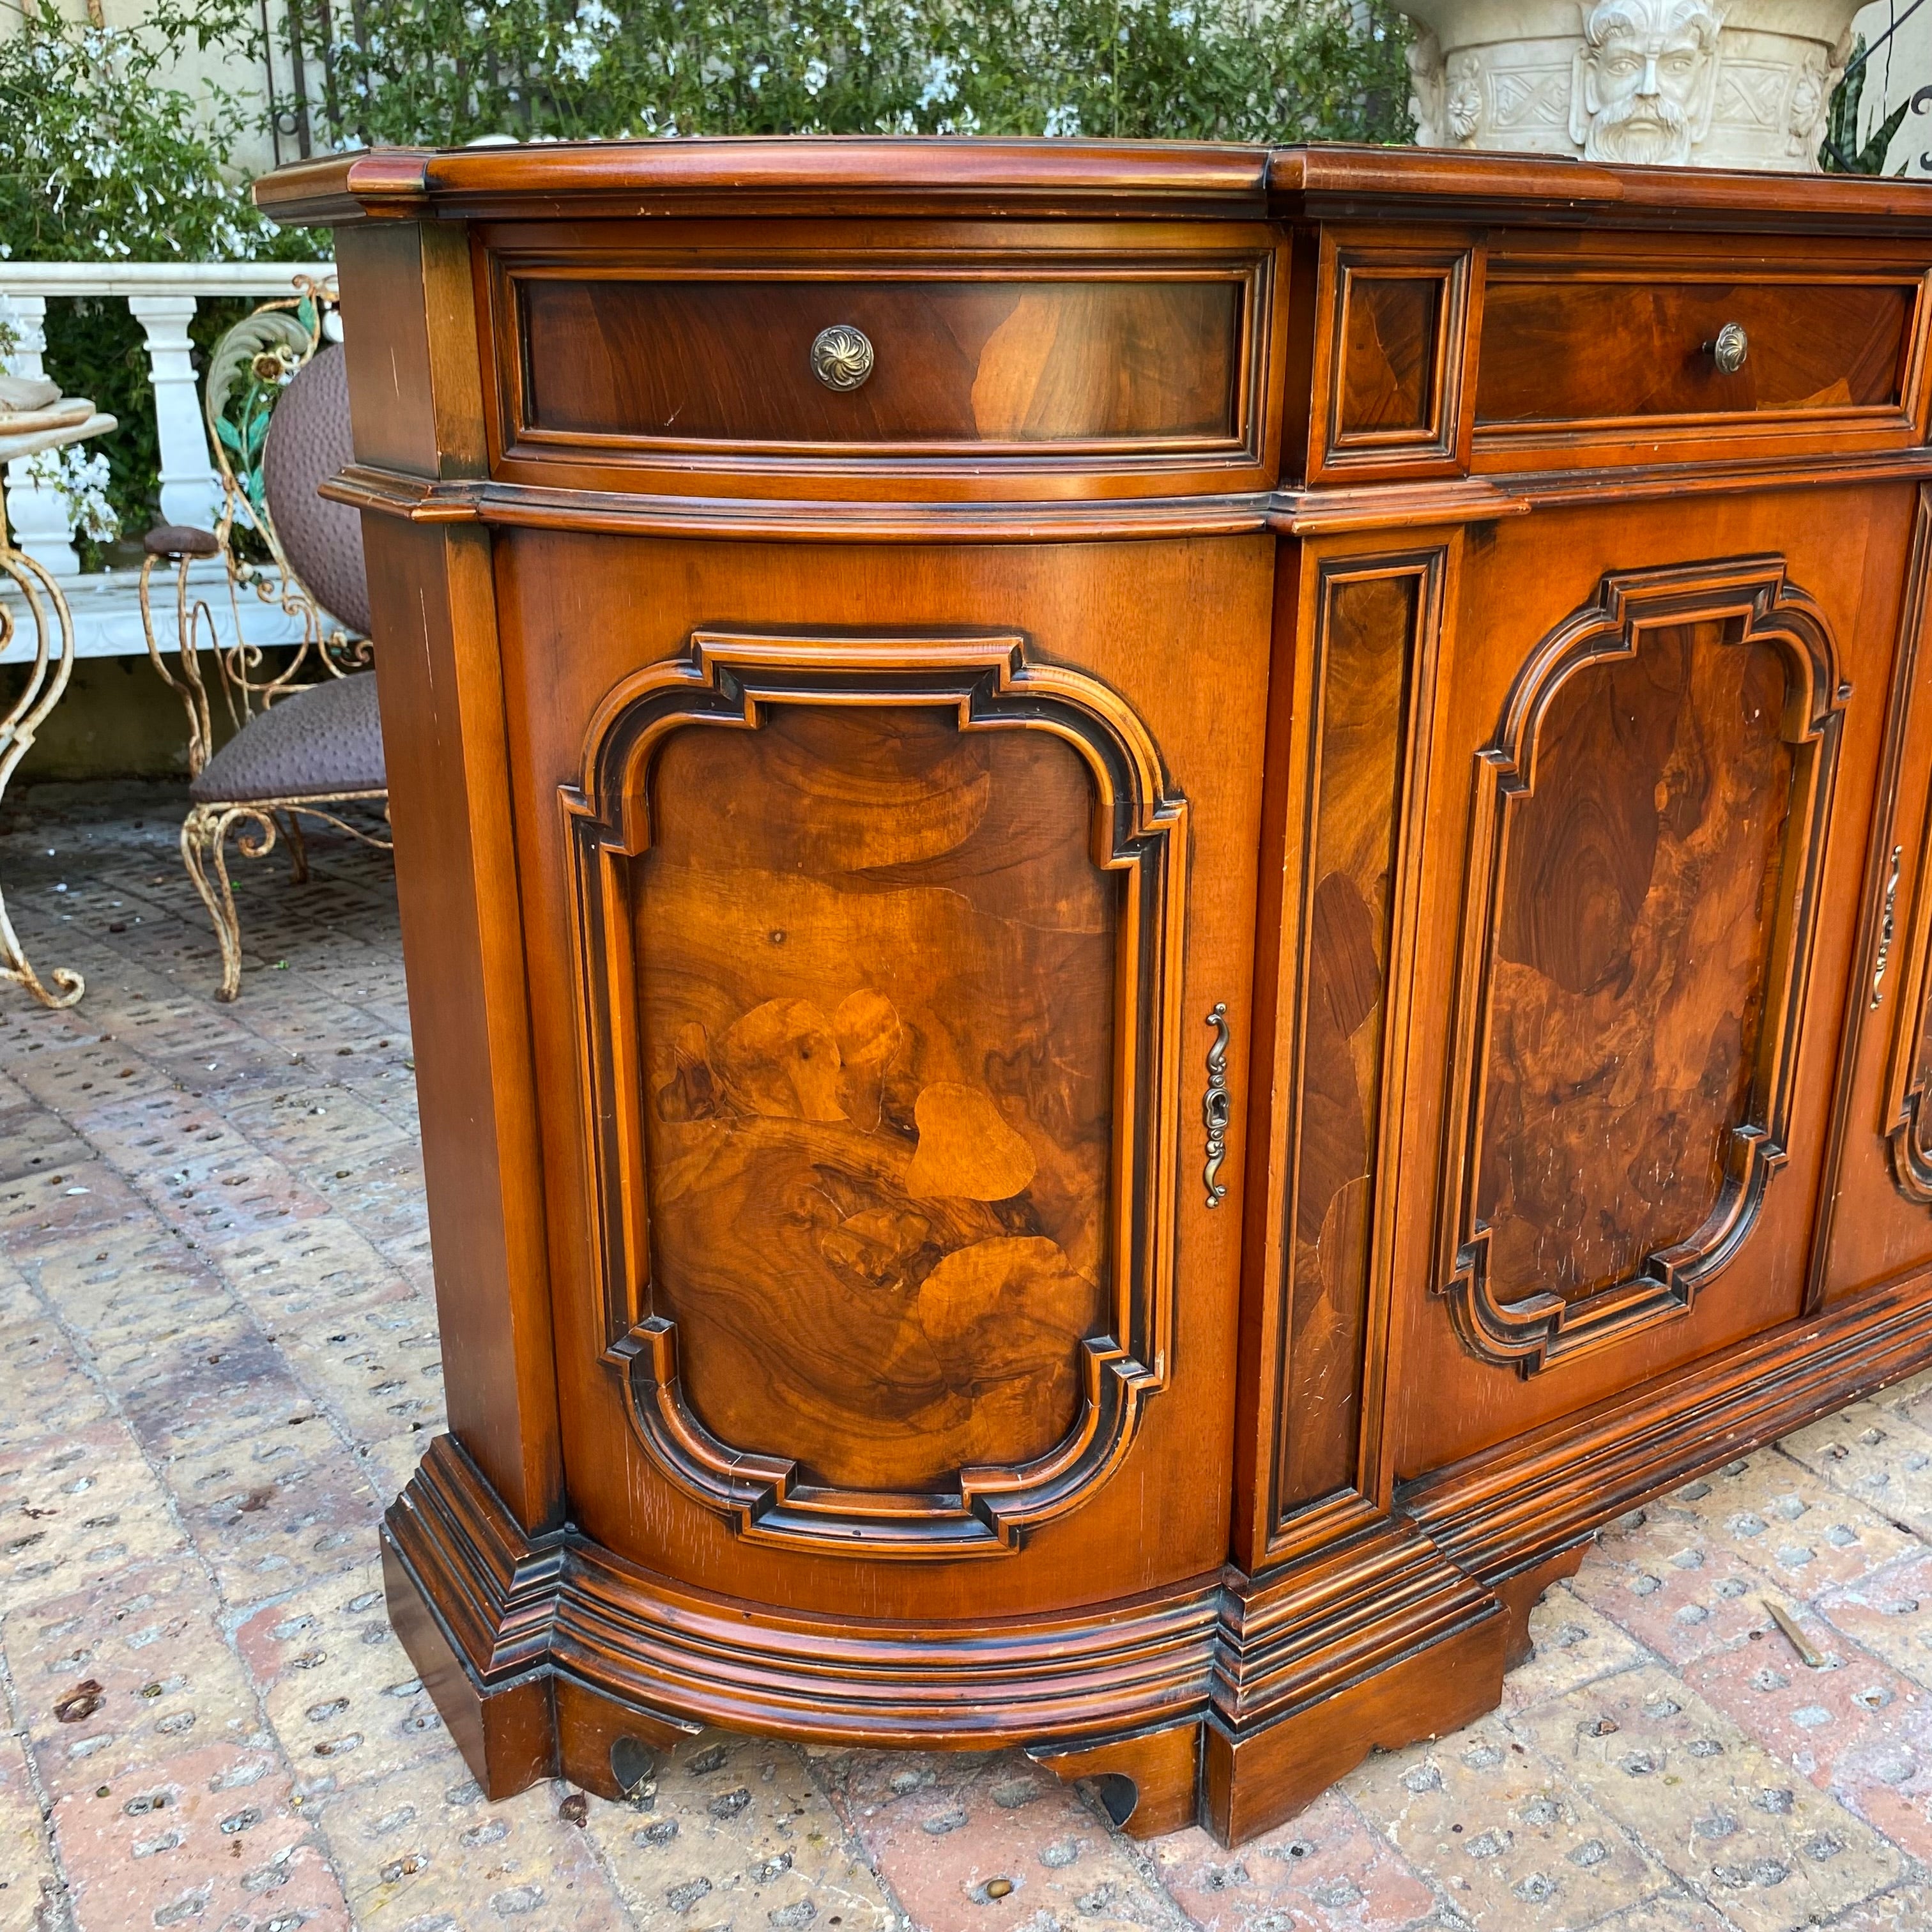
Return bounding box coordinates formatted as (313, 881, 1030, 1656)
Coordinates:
(1571, 0, 1723, 164)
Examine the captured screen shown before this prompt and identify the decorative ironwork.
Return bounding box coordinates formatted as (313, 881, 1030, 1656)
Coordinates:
(1203, 1002, 1231, 1207)
(0, 544, 84, 1008)
(137, 275, 392, 1002)
(810, 325, 875, 392)
(1874, 843, 1904, 1009)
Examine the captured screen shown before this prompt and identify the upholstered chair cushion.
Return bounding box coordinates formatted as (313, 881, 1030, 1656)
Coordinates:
(261, 343, 371, 638)
(189, 671, 385, 805)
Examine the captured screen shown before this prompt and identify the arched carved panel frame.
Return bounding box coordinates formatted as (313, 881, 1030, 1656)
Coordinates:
(1880, 496, 1932, 1205)
(1437, 557, 1844, 1376)
(559, 630, 1190, 1556)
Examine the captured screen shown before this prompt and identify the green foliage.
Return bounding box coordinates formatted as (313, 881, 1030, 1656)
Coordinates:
(293, 0, 1414, 148)
(0, 0, 316, 261)
(1820, 35, 1911, 175)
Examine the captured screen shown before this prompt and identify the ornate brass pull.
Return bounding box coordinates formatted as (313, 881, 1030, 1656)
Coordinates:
(1706, 321, 1749, 375)
(1873, 843, 1903, 1009)
(1203, 1003, 1231, 1208)
(810, 325, 874, 392)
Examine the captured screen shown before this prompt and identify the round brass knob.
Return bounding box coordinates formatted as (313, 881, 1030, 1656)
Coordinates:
(1707, 321, 1749, 375)
(811, 325, 874, 392)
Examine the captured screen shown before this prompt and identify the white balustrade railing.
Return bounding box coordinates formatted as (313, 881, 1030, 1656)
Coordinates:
(0, 261, 335, 654)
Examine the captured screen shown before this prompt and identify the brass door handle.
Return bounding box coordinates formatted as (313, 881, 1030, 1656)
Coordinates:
(1203, 1004, 1231, 1207)
(811, 325, 874, 392)
(1873, 843, 1903, 1009)
(1705, 321, 1749, 374)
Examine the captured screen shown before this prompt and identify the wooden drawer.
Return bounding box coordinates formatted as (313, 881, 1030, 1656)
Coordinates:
(1474, 267, 1928, 464)
(483, 229, 1280, 496)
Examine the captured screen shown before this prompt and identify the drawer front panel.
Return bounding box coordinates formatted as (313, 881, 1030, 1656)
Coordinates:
(514, 270, 1250, 453)
(1476, 275, 1917, 427)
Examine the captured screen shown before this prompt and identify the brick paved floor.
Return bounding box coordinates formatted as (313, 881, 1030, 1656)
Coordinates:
(5, 782, 1932, 1932)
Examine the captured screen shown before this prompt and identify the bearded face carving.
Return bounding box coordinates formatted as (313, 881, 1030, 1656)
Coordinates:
(1570, 0, 1724, 164)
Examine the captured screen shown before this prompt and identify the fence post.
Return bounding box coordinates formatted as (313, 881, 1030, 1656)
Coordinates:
(0, 294, 80, 575)
(128, 293, 224, 532)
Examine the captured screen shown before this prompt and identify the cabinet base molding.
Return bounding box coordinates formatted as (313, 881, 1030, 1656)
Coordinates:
(384, 1262, 1932, 1844)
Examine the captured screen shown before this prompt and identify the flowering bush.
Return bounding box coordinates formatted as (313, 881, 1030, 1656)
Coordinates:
(0, 1, 308, 263)
(291, 0, 1413, 148)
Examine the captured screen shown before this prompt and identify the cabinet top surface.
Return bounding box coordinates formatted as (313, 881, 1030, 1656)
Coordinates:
(255, 137, 1932, 234)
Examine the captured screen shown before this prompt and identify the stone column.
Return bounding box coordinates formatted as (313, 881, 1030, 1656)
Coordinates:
(128, 293, 223, 532)
(0, 295, 79, 576)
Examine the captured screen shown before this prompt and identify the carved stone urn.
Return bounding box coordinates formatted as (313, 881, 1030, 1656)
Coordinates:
(1404, 0, 1862, 170)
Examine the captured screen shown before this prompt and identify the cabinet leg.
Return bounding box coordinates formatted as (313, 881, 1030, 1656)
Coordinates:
(382, 1537, 559, 1800)
(1495, 1544, 1591, 1670)
(1027, 1720, 1203, 1837)
(1203, 1611, 1508, 1846)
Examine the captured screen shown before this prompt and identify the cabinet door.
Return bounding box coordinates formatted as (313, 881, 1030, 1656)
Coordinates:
(1388, 486, 1915, 1480)
(497, 532, 1273, 1621)
(1818, 487, 1932, 1302)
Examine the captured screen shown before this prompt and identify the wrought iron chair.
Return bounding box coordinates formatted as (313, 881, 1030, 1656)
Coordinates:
(140, 281, 388, 1001)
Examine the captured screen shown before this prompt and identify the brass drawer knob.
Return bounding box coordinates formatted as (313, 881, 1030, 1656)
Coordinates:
(1706, 321, 1749, 374)
(811, 324, 874, 392)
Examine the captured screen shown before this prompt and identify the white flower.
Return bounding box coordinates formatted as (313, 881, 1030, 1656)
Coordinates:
(1043, 103, 1081, 134)
(26, 446, 118, 546)
(802, 56, 829, 94)
(917, 52, 957, 107)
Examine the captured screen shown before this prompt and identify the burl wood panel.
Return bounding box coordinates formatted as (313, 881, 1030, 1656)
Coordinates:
(517, 275, 1245, 447)
(1476, 279, 1912, 423)
(634, 705, 1116, 1492)
(1335, 275, 1441, 439)
(1478, 621, 1793, 1308)
(1278, 571, 1419, 1511)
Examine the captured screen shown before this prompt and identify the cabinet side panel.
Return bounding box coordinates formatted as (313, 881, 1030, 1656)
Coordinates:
(363, 515, 563, 1530)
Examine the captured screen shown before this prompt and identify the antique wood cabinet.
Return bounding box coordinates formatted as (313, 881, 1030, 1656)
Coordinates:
(258, 141, 1932, 1846)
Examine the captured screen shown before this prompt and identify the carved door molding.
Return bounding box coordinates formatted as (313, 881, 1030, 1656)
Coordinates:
(1880, 496, 1932, 1206)
(1438, 558, 1843, 1374)
(559, 630, 1189, 1555)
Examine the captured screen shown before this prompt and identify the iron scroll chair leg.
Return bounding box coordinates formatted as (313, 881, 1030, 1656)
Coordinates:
(0, 544, 83, 1009)
(180, 803, 268, 1004)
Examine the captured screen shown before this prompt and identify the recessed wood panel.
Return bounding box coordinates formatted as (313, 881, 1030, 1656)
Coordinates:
(560, 631, 1189, 1554)
(517, 273, 1245, 448)
(1477, 278, 1913, 426)
(635, 705, 1115, 1494)
(1438, 558, 1842, 1372)
(1278, 568, 1422, 1512)
(1337, 276, 1443, 438)
(1480, 620, 1790, 1305)
(1312, 240, 1475, 482)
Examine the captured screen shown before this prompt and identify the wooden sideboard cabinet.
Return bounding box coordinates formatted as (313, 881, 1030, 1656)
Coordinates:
(257, 140, 1932, 1845)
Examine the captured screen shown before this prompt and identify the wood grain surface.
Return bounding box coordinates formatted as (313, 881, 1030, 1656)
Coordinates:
(1478, 277, 1912, 424)
(1278, 570, 1417, 1509)
(519, 273, 1243, 446)
(1479, 619, 1792, 1308)
(635, 705, 1116, 1491)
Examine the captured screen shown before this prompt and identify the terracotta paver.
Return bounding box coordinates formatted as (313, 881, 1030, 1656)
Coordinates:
(11, 780, 1932, 1929)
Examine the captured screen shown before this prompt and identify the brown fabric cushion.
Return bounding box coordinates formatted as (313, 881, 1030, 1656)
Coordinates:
(190, 671, 385, 805)
(145, 525, 220, 558)
(261, 344, 371, 638)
